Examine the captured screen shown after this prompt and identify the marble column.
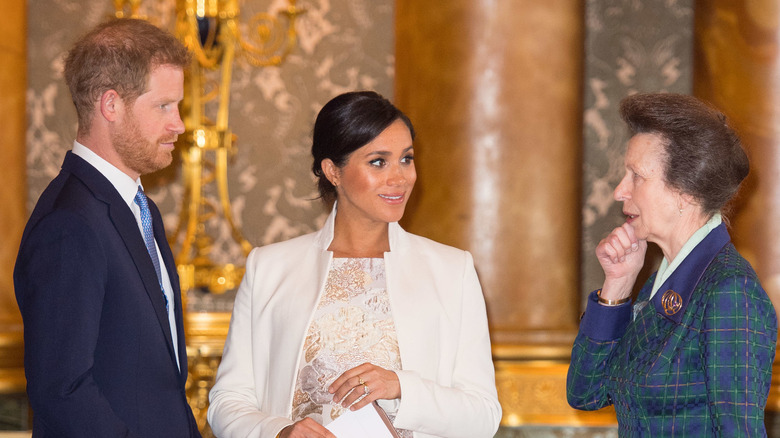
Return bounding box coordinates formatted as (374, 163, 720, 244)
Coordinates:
(693, 0, 780, 413)
(395, 0, 607, 426)
(0, 0, 27, 393)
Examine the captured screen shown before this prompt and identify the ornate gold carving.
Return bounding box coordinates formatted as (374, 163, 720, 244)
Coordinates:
(186, 345, 221, 435)
(495, 359, 617, 427)
(184, 312, 230, 435)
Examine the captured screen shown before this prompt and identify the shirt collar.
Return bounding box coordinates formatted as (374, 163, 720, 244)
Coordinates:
(72, 141, 142, 210)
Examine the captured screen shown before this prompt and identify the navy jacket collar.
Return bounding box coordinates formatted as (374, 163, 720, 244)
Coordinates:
(651, 223, 731, 323)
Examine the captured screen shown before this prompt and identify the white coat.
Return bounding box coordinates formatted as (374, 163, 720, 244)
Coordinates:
(208, 208, 501, 438)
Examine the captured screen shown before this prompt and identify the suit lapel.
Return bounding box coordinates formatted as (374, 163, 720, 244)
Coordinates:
(149, 199, 189, 378)
(63, 152, 180, 370)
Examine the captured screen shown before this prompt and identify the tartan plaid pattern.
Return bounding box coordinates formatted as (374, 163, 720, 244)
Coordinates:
(568, 227, 777, 437)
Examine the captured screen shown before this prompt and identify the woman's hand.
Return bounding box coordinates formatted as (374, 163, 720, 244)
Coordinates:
(277, 418, 336, 438)
(595, 222, 647, 299)
(328, 362, 401, 411)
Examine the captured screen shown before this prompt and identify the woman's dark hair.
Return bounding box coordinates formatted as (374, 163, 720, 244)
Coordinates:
(619, 92, 749, 216)
(311, 91, 415, 203)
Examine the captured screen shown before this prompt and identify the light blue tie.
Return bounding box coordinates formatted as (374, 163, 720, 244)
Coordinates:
(134, 186, 169, 313)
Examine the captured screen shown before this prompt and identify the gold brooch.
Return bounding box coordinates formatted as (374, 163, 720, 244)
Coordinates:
(661, 290, 683, 315)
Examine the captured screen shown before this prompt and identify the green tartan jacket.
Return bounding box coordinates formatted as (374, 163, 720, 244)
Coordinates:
(567, 224, 777, 437)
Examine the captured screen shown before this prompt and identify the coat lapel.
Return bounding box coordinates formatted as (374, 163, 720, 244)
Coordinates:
(148, 197, 187, 376)
(63, 152, 179, 369)
(383, 223, 434, 374)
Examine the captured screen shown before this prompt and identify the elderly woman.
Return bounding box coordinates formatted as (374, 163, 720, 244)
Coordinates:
(567, 93, 777, 436)
(207, 91, 501, 438)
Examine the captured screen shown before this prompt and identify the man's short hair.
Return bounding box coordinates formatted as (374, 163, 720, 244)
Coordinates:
(63, 18, 190, 134)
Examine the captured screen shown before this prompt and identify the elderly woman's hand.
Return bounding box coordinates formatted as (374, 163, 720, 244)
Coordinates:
(278, 418, 336, 438)
(596, 222, 647, 300)
(328, 363, 401, 411)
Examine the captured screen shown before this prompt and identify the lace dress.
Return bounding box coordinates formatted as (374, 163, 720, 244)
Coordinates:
(292, 258, 412, 438)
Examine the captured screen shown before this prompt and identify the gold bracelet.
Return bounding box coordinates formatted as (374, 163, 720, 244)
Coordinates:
(597, 289, 631, 306)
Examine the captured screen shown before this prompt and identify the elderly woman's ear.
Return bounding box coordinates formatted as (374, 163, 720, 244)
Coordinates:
(678, 192, 704, 216)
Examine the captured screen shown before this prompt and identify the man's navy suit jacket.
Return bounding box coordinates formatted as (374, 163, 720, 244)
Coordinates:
(14, 151, 201, 437)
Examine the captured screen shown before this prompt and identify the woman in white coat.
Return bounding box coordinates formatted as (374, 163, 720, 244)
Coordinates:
(207, 91, 501, 438)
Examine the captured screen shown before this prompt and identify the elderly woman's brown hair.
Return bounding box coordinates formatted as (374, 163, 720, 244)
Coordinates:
(619, 93, 749, 217)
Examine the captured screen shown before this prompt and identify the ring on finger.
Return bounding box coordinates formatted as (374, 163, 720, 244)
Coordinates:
(363, 383, 370, 394)
(358, 375, 364, 385)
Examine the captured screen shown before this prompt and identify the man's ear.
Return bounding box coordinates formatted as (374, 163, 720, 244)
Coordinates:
(100, 90, 122, 122)
(321, 158, 340, 187)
